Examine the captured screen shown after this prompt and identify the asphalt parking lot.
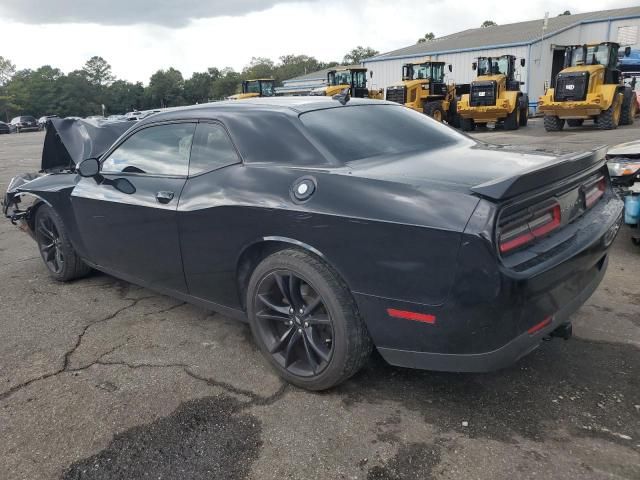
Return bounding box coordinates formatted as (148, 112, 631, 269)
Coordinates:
(1, 118, 639, 480)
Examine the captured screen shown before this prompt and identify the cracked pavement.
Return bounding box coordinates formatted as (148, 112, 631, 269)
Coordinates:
(1, 121, 639, 479)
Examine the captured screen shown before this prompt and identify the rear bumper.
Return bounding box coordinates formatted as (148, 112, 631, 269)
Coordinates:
(354, 195, 623, 373)
(376, 255, 606, 372)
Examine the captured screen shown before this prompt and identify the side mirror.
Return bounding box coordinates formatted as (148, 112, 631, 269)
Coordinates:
(472, 62, 477, 71)
(448, 64, 453, 72)
(77, 158, 100, 177)
(625, 46, 631, 57)
(520, 58, 526, 67)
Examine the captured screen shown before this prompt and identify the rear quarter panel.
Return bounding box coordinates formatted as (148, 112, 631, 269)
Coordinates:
(177, 163, 480, 310)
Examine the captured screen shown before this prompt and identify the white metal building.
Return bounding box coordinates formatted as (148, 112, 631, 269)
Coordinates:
(363, 7, 640, 111)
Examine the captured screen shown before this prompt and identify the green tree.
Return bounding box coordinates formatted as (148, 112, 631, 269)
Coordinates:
(342, 46, 379, 65)
(481, 20, 497, 28)
(559, 10, 571, 16)
(106, 80, 145, 114)
(184, 71, 216, 104)
(210, 68, 240, 99)
(0, 56, 16, 86)
(242, 57, 276, 80)
(82, 56, 114, 87)
(148, 68, 185, 108)
(417, 33, 435, 44)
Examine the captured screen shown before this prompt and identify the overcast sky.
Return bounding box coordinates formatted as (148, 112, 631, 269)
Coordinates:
(0, 0, 636, 83)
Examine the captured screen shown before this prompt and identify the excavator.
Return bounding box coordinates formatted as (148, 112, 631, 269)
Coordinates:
(228, 78, 276, 100)
(457, 55, 529, 131)
(538, 42, 637, 130)
(310, 67, 383, 99)
(385, 60, 462, 124)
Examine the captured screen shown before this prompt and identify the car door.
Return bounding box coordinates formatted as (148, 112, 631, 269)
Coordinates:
(177, 121, 244, 304)
(71, 121, 196, 293)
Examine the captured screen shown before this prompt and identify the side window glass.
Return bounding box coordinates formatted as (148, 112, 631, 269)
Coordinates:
(101, 123, 195, 176)
(189, 123, 240, 175)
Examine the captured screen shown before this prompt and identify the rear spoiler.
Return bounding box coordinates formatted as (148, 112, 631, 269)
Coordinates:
(471, 146, 607, 201)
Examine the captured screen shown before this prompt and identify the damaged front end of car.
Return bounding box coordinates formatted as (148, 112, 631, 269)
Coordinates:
(3, 116, 135, 236)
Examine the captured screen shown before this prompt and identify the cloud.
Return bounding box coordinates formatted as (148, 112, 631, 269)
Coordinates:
(0, 0, 318, 27)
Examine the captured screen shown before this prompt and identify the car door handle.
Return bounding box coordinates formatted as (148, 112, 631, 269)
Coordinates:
(155, 191, 175, 204)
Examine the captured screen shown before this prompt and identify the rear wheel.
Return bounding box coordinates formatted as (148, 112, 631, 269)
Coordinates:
(460, 117, 475, 131)
(34, 205, 92, 282)
(423, 101, 445, 122)
(503, 105, 520, 130)
(597, 93, 622, 130)
(247, 249, 372, 390)
(544, 115, 565, 132)
(566, 119, 584, 127)
(620, 88, 637, 126)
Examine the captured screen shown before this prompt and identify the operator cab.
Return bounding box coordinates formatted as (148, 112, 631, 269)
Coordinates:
(402, 62, 445, 82)
(475, 55, 517, 80)
(563, 42, 628, 84)
(242, 79, 276, 97)
(327, 68, 369, 98)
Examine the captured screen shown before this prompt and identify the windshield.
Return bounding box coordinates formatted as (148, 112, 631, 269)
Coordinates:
(260, 81, 275, 96)
(411, 63, 445, 81)
(477, 57, 509, 76)
(329, 70, 352, 86)
(299, 105, 468, 163)
(585, 45, 611, 66)
(245, 81, 261, 94)
(352, 70, 366, 88)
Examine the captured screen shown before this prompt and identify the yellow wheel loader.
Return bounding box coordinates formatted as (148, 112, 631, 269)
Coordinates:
(385, 61, 463, 126)
(457, 55, 529, 131)
(228, 78, 276, 100)
(310, 67, 383, 99)
(538, 43, 637, 131)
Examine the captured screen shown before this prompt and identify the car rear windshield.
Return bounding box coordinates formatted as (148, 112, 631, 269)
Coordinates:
(299, 104, 469, 163)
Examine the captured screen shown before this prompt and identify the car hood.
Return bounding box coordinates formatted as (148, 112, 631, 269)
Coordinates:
(346, 144, 556, 188)
(41, 117, 134, 172)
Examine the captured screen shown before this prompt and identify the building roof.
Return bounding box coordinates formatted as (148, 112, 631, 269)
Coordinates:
(367, 7, 640, 62)
(283, 64, 363, 84)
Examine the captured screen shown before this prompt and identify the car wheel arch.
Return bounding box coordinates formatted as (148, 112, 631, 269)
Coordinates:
(235, 236, 350, 310)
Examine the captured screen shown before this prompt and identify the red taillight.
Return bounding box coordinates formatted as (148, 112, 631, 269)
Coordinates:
(584, 176, 605, 209)
(499, 203, 561, 254)
(387, 308, 436, 324)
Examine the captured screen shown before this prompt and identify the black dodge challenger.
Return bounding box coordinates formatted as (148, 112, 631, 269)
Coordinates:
(3, 97, 623, 390)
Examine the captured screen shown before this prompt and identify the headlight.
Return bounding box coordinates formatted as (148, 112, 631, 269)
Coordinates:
(607, 161, 640, 177)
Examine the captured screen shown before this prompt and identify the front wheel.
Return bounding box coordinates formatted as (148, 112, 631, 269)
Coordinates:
(423, 101, 445, 122)
(247, 249, 372, 390)
(503, 105, 520, 130)
(597, 93, 622, 130)
(34, 205, 92, 282)
(544, 115, 565, 132)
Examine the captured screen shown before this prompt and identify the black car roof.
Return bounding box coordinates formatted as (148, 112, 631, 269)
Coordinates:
(136, 96, 395, 125)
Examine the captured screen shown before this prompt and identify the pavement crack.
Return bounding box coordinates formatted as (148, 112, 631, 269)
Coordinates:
(184, 368, 288, 407)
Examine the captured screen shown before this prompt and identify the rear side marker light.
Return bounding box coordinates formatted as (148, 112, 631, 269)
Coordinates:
(499, 204, 561, 254)
(528, 316, 552, 335)
(387, 308, 436, 324)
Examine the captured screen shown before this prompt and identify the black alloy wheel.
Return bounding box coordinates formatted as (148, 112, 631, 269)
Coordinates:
(253, 270, 334, 377)
(36, 213, 64, 274)
(247, 249, 372, 390)
(34, 205, 92, 282)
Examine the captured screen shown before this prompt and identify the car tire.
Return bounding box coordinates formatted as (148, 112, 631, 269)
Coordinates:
(447, 99, 460, 128)
(543, 115, 565, 131)
(460, 117, 475, 131)
(423, 101, 445, 122)
(34, 205, 92, 282)
(620, 88, 637, 126)
(247, 248, 373, 390)
(597, 93, 622, 130)
(503, 105, 520, 130)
